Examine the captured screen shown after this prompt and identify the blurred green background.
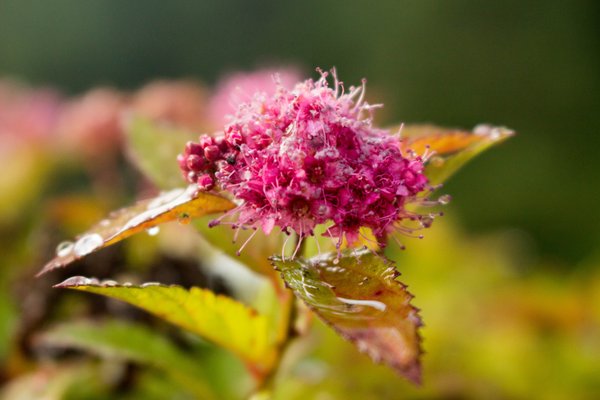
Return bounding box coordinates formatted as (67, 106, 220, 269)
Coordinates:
(1, 1, 599, 399)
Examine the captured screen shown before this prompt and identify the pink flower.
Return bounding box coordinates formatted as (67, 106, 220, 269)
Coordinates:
(180, 69, 438, 251)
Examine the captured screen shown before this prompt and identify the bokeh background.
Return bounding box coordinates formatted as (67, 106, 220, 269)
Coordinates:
(1, 1, 598, 399)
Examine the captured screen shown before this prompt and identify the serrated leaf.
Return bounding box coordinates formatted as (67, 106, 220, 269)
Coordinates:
(401, 124, 514, 186)
(54, 277, 277, 375)
(36, 320, 217, 399)
(38, 185, 234, 276)
(124, 115, 198, 189)
(273, 248, 422, 384)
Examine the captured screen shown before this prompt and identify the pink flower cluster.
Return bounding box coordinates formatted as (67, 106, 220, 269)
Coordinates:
(179, 70, 431, 247)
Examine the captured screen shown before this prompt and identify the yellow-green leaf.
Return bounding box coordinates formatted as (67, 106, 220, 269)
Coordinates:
(124, 115, 198, 190)
(273, 248, 422, 384)
(54, 277, 277, 375)
(38, 185, 235, 276)
(401, 124, 514, 186)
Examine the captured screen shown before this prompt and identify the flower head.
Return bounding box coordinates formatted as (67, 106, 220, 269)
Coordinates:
(179, 69, 438, 250)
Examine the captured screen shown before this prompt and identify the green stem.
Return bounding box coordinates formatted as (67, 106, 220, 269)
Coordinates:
(251, 236, 304, 398)
(252, 283, 297, 397)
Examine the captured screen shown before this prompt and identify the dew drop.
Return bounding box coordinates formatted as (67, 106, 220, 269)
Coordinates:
(489, 129, 501, 140)
(430, 156, 445, 167)
(146, 226, 160, 236)
(73, 234, 103, 257)
(56, 241, 74, 257)
(474, 124, 503, 140)
(57, 276, 97, 287)
(333, 257, 340, 265)
(420, 215, 434, 228)
(177, 213, 191, 225)
(438, 194, 452, 205)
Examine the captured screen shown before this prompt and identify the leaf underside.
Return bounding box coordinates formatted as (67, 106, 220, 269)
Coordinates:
(37, 185, 234, 276)
(401, 124, 514, 186)
(273, 248, 423, 384)
(54, 277, 277, 374)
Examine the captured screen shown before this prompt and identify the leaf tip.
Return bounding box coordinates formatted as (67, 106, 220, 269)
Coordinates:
(473, 124, 515, 142)
(399, 361, 422, 386)
(35, 262, 55, 278)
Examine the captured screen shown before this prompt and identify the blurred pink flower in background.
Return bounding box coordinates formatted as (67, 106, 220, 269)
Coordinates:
(57, 88, 126, 157)
(208, 67, 303, 128)
(0, 81, 63, 222)
(1, 68, 306, 164)
(0, 80, 63, 145)
(130, 80, 209, 132)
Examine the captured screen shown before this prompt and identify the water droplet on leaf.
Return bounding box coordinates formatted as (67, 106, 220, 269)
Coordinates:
(56, 241, 74, 257)
(420, 215, 434, 228)
(438, 194, 451, 205)
(430, 156, 445, 167)
(177, 213, 191, 225)
(73, 234, 103, 257)
(146, 226, 160, 236)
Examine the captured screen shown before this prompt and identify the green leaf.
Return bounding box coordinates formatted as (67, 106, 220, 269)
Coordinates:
(54, 278, 277, 375)
(124, 115, 198, 190)
(38, 185, 234, 276)
(36, 320, 216, 399)
(401, 124, 514, 186)
(273, 248, 423, 384)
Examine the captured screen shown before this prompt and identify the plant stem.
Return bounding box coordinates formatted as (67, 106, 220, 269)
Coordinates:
(251, 235, 304, 397)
